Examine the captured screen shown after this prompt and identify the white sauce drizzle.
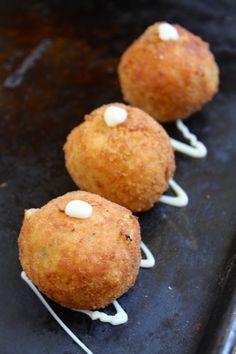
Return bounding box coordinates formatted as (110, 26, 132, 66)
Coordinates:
(4, 39, 52, 88)
(71, 300, 128, 326)
(140, 242, 155, 268)
(20, 242, 155, 350)
(160, 179, 188, 207)
(171, 120, 207, 158)
(21, 271, 93, 354)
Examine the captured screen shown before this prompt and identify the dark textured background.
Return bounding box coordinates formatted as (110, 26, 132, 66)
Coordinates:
(0, 1, 236, 353)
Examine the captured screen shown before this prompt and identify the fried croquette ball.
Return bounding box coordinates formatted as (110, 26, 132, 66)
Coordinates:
(64, 103, 175, 212)
(118, 22, 219, 122)
(18, 191, 141, 310)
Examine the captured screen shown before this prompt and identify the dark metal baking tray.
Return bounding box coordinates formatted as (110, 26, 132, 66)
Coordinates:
(0, 1, 236, 353)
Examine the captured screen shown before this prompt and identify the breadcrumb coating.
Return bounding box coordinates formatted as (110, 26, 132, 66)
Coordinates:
(18, 191, 141, 310)
(64, 103, 175, 212)
(118, 22, 219, 122)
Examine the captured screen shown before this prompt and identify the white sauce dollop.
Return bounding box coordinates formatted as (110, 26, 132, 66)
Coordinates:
(71, 300, 128, 326)
(158, 23, 179, 41)
(65, 200, 93, 219)
(171, 120, 207, 158)
(140, 242, 155, 268)
(160, 179, 189, 207)
(104, 106, 128, 127)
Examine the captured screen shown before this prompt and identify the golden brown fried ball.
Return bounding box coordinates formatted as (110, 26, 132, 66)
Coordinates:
(64, 103, 175, 212)
(18, 191, 141, 310)
(118, 22, 219, 122)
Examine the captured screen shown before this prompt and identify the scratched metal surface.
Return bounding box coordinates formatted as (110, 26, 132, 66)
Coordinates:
(0, 1, 236, 354)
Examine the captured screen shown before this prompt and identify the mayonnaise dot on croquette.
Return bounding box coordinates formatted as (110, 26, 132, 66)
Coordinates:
(158, 22, 179, 41)
(65, 200, 93, 219)
(104, 106, 128, 127)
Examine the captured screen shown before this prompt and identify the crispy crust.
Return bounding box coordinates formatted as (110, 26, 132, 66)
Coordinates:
(18, 191, 141, 310)
(64, 103, 175, 212)
(118, 22, 219, 122)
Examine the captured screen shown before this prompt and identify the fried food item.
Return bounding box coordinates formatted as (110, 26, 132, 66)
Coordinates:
(18, 191, 141, 310)
(118, 22, 219, 122)
(64, 103, 175, 212)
